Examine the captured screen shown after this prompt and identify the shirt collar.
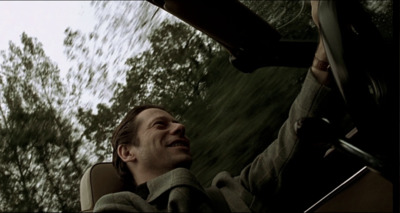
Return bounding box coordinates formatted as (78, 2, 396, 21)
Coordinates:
(134, 182, 150, 200)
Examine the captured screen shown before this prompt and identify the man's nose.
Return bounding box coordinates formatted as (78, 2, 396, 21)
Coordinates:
(170, 122, 185, 136)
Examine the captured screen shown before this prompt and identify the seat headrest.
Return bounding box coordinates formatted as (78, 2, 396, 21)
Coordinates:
(80, 162, 128, 212)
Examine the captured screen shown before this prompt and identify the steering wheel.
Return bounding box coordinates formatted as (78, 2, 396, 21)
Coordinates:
(318, 0, 396, 180)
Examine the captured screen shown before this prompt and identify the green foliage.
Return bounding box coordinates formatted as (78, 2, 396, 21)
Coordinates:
(0, 33, 87, 212)
(240, 1, 317, 40)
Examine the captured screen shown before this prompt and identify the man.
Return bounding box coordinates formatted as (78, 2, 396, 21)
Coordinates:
(94, 1, 338, 212)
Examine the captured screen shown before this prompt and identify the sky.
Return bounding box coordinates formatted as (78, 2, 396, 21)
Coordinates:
(0, 1, 97, 76)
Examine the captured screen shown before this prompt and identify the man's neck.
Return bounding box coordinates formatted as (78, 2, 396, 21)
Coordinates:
(132, 166, 173, 186)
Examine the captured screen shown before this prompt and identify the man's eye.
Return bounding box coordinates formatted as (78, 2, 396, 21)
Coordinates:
(154, 121, 167, 128)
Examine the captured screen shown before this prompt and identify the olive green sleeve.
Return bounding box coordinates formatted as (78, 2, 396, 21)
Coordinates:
(238, 69, 340, 212)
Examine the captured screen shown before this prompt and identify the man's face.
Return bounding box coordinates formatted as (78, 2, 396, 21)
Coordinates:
(131, 108, 192, 174)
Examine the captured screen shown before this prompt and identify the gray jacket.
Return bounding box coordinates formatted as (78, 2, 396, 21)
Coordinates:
(94, 70, 338, 212)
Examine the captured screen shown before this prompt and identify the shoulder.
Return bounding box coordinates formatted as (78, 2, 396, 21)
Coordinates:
(98, 191, 139, 202)
(94, 191, 143, 212)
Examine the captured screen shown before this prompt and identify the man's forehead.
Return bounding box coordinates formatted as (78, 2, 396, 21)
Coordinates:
(135, 108, 174, 125)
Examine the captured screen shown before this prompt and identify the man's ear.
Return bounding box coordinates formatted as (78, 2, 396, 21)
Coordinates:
(117, 144, 136, 162)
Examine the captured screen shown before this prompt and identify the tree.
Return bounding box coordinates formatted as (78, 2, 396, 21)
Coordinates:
(62, 1, 182, 111)
(0, 33, 88, 212)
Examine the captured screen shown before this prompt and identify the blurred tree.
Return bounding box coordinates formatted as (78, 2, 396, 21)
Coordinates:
(0, 33, 88, 212)
(63, 1, 182, 109)
(240, 0, 317, 40)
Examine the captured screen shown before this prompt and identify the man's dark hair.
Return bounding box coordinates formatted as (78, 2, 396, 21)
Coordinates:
(111, 104, 166, 184)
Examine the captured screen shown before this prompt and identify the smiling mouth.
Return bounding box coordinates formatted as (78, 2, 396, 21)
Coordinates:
(167, 140, 189, 148)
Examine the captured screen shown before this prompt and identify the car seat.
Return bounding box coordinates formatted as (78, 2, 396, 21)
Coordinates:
(80, 162, 128, 212)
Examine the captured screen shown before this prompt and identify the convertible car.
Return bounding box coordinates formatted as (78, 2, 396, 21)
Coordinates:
(80, 0, 396, 212)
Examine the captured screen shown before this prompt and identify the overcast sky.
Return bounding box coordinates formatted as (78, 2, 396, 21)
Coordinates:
(0, 1, 97, 76)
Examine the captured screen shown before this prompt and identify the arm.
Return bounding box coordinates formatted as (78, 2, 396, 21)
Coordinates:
(238, 67, 337, 212)
(237, 1, 341, 211)
(311, 0, 331, 86)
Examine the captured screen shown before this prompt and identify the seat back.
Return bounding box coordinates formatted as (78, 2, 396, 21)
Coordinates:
(80, 162, 127, 212)
(305, 167, 393, 212)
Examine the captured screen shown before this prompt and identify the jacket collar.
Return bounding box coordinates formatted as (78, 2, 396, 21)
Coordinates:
(146, 167, 206, 202)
